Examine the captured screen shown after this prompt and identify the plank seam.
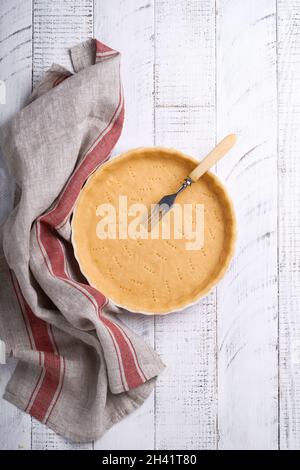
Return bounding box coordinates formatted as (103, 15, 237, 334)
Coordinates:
(153, 0, 157, 452)
(275, 0, 280, 451)
(215, 0, 219, 451)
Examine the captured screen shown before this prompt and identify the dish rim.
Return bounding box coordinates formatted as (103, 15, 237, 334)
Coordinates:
(71, 146, 237, 315)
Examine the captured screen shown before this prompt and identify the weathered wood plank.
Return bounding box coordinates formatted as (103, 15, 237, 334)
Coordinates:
(30, 0, 93, 450)
(94, 0, 156, 450)
(154, 0, 217, 450)
(0, 0, 32, 451)
(155, 294, 217, 450)
(278, 0, 300, 450)
(155, 0, 215, 108)
(31, 420, 92, 450)
(0, 0, 32, 126)
(0, 361, 31, 450)
(33, 0, 93, 86)
(216, 0, 278, 449)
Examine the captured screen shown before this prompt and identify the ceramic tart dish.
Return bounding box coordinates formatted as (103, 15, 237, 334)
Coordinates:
(72, 147, 236, 315)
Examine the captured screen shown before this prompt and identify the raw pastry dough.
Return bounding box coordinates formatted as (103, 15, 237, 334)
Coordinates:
(72, 148, 236, 314)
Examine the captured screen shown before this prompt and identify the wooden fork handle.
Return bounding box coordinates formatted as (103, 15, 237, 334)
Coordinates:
(188, 134, 237, 182)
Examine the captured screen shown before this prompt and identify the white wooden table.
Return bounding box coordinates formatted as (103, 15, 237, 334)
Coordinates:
(0, 0, 299, 450)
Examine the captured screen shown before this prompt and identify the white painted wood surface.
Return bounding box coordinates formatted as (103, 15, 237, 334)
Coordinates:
(1, 0, 300, 450)
(93, 0, 156, 450)
(216, 0, 278, 450)
(33, 0, 93, 86)
(154, 0, 217, 450)
(0, 0, 32, 451)
(278, 0, 300, 450)
(30, 0, 93, 450)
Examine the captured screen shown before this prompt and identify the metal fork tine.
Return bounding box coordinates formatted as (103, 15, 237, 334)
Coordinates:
(140, 208, 152, 227)
(149, 212, 161, 228)
(148, 204, 170, 230)
(140, 177, 193, 231)
(148, 206, 160, 224)
(140, 204, 160, 230)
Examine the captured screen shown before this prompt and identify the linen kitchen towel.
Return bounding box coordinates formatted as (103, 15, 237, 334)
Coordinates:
(0, 39, 164, 443)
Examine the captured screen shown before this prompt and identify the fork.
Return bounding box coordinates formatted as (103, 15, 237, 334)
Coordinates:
(142, 134, 236, 230)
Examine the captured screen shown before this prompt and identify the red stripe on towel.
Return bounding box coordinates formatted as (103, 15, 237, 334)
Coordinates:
(95, 39, 118, 55)
(9, 40, 144, 426)
(8, 46, 144, 432)
(45, 89, 124, 228)
(52, 72, 72, 88)
(10, 272, 62, 422)
(36, 102, 145, 389)
(28, 351, 62, 422)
